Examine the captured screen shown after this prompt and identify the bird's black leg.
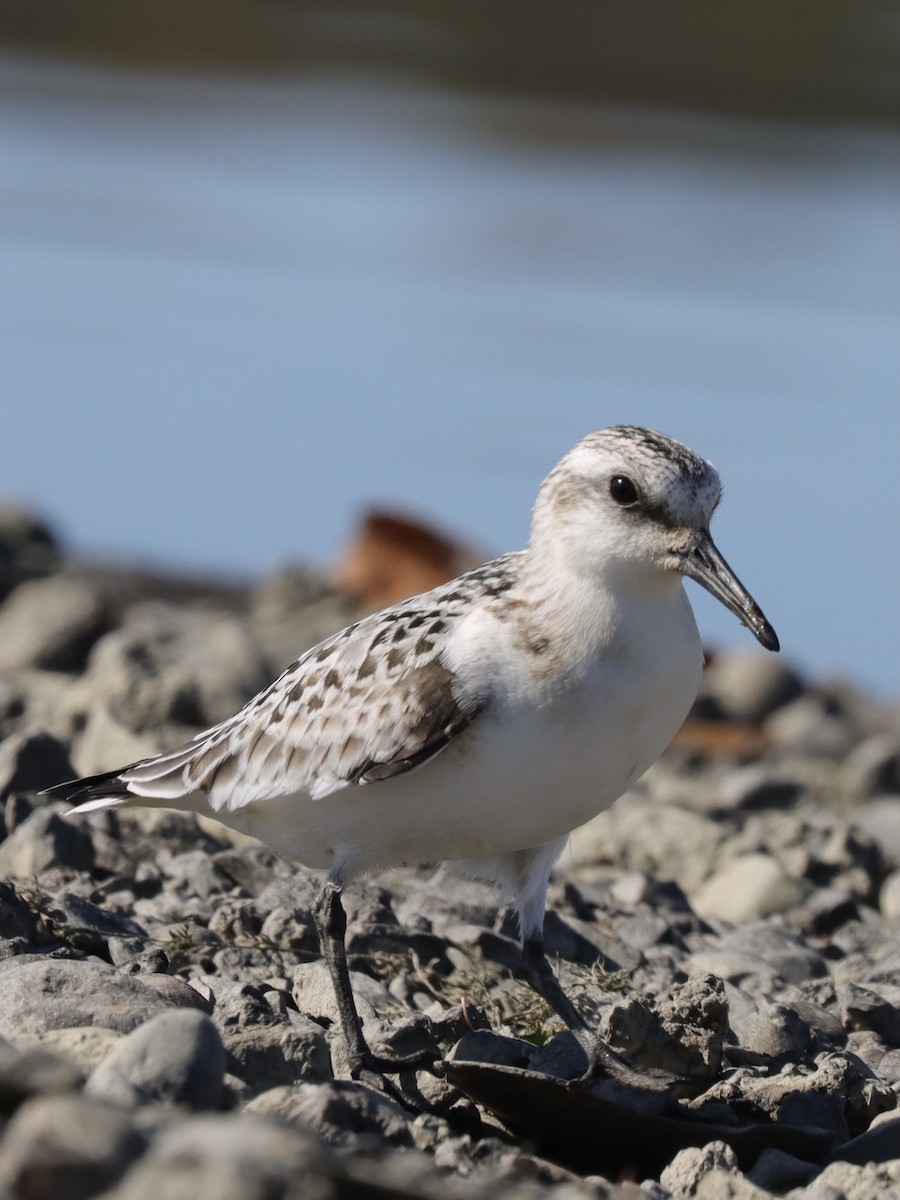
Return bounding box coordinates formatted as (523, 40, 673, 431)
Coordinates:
(312, 880, 439, 1079)
(515, 936, 677, 1092)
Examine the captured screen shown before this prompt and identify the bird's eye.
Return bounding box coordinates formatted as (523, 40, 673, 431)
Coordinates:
(609, 475, 638, 506)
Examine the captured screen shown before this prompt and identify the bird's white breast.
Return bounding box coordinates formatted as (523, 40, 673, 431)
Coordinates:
(225, 581, 703, 877)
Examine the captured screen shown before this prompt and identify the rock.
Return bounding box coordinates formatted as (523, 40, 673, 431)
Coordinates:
(854, 798, 900, 869)
(714, 766, 806, 813)
(726, 992, 815, 1059)
(569, 793, 724, 894)
(528, 1031, 587, 1080)
(18, 1026, 123, 1074)
(87, 1010, 225, 1110)
(0, 507, 60, 602)
(0, 574, 110, 673)
(0, 729, 76, 800)
(221, 1021, 332, 1095)
(0, 879, 38, 943)
(879, 870, 900, 917)
(83, 603, 269, 732)
(698, 923, 829, 987)
(73, 704, 161, 777)
(839, 983, 900, 1046)
(747, 1147, 817, 1193)
(0, 1093, 144, 1200)
(699, 650, 804, 722)
(250, 567, 357, 678)
(48, 893, 147, 958)
(0, 807, 94, 877)
(766, 694, 858, 758)
(125, 972, 215, 1012)
(292, 959, 403, 1026)
(0, 1042, 82, 1113)
(800, 1159, 900, 1198)
(829, 1111, 900, 1165)
(96, 1113, 321, 1200)
(448, 1030, 534, 1070)
(842, 734, 900, 799)
(691, 853, 809, 922)
(788, 887, 860, 937)
(0, 958, 173, 1037)
(161, 849, 235, 899)
(246, 1079, 413, 1150)
(659, 1140, 739, 1197)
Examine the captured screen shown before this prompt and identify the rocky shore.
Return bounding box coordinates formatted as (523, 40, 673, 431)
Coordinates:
(0, 510, 898, 1199)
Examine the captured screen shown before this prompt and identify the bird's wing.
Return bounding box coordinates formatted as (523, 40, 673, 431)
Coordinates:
(55, 558, 519, 815)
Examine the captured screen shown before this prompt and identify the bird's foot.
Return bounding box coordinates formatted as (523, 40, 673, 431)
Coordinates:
(568, 1035, 687, 1094)
(348, 1049, 444, 1115)
(349, 1046, 442, 1079)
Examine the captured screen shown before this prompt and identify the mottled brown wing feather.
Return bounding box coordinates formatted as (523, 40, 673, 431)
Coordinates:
(69, 561, 518, 812)
(53, 557, 519, 814)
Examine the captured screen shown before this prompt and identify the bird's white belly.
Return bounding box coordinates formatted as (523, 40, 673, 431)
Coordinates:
(225, 611, 703, 876)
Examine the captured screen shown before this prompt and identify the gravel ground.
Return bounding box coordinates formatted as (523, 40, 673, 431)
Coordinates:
(0, 511, 899, 1199)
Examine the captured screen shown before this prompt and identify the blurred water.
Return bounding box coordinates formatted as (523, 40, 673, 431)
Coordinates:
(2, 55, 898, 694)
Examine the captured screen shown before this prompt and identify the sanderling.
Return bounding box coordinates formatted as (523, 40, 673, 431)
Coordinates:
(50, 425, 778, 1088)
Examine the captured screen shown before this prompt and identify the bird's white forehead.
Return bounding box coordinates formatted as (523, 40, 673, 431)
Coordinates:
(551, 425, 722, 525)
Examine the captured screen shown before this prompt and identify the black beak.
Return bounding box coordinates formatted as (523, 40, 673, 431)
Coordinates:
(679, 529, 780, 652)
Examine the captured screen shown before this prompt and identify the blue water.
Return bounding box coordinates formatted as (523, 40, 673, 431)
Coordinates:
(2, 56, 898, 695)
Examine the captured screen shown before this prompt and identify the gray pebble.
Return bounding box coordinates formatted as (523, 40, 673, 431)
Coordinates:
(221, 1021, 332, 1096)
(87, 1009, 225, 1110)
(0, 806, 94, 878)
(0, 575, 110, 673)
(659, 1140, 739, 1197)
(0, 729, 76, 800)
(0, 1042, 82, 1113)
(96, 1113, 322, 1200)
(0, 958, 173, 1038)
(246, 1079, 413, 1151)
(0, 1093, 144, 1200)
(699, 649, 804, 721)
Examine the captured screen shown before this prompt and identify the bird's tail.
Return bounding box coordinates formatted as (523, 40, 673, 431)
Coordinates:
(42, 769, 142, 815)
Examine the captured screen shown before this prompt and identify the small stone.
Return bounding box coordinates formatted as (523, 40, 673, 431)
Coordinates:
(246, 1079, 413, 1151)
(0, 880, 38, 943)
(528, 1031, 587, 1080)
(766, 695, 857, 758)
(715, 766, 806, 813)
(842, 734, 900, 799)
(136, 973, 216, 1013)
(18, 1026, 123, 1075)
(0, 575, 110, 673)
(0, 1093, 144, 1200)
(221, 1022, 332, 1096)
(709, 923, 829, 986)
(0, 958, 173, 1038)
(747, 1147, 817, 1192)
(292, 959, 402, 1026)
(71, 1112, 319, 1200)
(87, 1009, 225, 1110)
(0, 807, 94, 877)
(691, 854, 809, 922)
(0, 507, 60, 601)
(839, 983, 900, 1046)
(659, 1140, 739, 1197)
(802, 1159, 900, 1198)
(448, 1030, 534, 1070)
(0, 730, 76, 801)
(162, 850, 234, 899)
(726, 989, 815, 1058)
(856, 799, 900, 870)
(0, 1042, 82, 1113)
(700, 650, 804, 722)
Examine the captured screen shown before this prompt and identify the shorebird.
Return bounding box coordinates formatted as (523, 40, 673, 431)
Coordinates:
(50, 426, 778, 1088)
